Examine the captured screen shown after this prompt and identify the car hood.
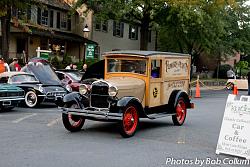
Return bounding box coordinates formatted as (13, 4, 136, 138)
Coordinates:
(106, 77, 145, 102)
(0, 84, 23, 91)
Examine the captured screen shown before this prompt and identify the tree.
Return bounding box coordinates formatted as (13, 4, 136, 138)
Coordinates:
(157, 0, 250, 67)
(75, 0, 189, 50)
(0, 0, 31, 60)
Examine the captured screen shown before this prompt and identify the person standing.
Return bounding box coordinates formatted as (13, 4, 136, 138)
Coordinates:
(0, 57, 10, 73)
(227, 68, 235, 79)
(9, 58, 20, 71)
(247, 70, 250, 95)
(81, 64, 87, 73)
(65, 63, 73, 69)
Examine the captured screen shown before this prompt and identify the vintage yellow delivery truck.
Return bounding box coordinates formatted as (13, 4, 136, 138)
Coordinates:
(57, 51, 194, 137)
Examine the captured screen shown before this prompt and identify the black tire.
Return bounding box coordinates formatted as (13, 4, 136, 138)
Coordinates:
(62, 103, 85, 132)
(118, 103, 139, 138)
(172, 97, 187, 126)
(25, 91, 38, 108)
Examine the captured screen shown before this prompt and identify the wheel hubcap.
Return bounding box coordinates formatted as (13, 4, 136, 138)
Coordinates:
(26, 93, 37, 106)
(123, 106, 138, 135)
(176, 99, 186, 124)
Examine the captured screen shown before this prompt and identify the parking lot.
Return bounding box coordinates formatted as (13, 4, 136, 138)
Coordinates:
(0, 90, 249, 167)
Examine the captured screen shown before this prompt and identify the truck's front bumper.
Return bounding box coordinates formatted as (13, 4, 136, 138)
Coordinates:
(61, 107, 123, 121)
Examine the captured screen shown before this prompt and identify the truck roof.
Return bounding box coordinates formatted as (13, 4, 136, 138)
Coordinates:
(103, 50, 190, 57)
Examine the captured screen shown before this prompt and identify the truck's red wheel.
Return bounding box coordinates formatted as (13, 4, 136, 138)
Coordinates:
(119, 104, 139, 138)
(172, 97, 187, 126)
(62, 103, 85, 132)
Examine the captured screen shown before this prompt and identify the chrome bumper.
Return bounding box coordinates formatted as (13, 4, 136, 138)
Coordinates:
(60, 107, 123, 121)
(0, 97, 24, 101)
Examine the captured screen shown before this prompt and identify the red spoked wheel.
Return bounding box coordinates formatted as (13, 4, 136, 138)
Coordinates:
(119, 104, 139, 138)
(62, 103, 85, 132)
(172, 97, 187, 126)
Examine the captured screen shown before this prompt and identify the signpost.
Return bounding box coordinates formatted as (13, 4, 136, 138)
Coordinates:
(216, 94, 250, 159)
(36, 47, 52, 60)
(85, 44, 95, 59)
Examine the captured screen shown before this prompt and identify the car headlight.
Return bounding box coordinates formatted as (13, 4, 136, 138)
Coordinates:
(108, 86, 118, 97)
(79, 84, 88, 95)
(65, 84, 72, 92)
(38, 85, 44, 93)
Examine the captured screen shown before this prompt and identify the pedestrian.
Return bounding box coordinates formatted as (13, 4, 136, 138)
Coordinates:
(72, 64, 77, 70)
(247, 70, 250, 95)
(227, 68, 235, 79)
(81, 64, 87, 73)
(65, 63, 73, 69)
(0, 57, 10, 73)
(9, 58, 21, 71)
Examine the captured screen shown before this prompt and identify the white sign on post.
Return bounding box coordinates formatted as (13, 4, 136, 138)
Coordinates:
(216, 94, 250, 159)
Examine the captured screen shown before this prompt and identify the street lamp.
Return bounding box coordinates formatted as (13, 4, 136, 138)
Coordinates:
(83, 24, 90, 37)
(83, 24, 90, 63)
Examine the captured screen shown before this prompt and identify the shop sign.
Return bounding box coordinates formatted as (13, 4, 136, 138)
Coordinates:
(85, 44, 95, 59)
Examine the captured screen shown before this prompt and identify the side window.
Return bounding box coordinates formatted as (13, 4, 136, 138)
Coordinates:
(151, 60, 161, 78)
(57, 72, 64, 80)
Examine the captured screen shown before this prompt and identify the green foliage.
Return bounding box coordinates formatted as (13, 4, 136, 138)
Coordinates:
(50, 56, 63, 69)
(214, 64, 232, 79)
(61, 54, 72, 69)
(235, 60, 249, 71)
(157, 0, 250, 66)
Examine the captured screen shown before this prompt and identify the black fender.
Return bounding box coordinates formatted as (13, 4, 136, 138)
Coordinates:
(168, 90, 191, 111)
(56, 92, 89, 108)
(116, 96, 146, 118)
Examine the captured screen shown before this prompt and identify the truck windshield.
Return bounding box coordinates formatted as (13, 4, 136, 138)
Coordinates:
(107, 59, 147, 75)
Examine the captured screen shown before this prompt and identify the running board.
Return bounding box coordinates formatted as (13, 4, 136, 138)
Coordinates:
(146, 112, 175, 119)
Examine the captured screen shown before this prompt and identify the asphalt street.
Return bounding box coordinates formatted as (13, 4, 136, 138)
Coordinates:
(0, 90, 249, 167)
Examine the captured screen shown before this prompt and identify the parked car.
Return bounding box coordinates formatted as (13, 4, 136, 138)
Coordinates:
(0, 71, 67, 108)
(55, 70, 82, 91)
(20, 60, 69, 107)
(0, 84, 24, 111)
(57, 51, 194, 138)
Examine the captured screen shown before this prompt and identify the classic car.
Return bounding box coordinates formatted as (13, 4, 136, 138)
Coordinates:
(57, 51, 194, 138)
(20, 60, 69, 107)
(0, 84, 24, 111)
(55, 70, 82, 91)
(226, 78, 248, 90)
(0, 72, 67, 108)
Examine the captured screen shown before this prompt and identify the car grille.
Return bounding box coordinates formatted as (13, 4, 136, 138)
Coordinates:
(90, 82, 109, 108)
(0, 91, 24, 98)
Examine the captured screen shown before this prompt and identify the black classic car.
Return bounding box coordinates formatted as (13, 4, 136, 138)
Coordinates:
(0, 72, 67, 108)
(0, 84, 24, 111)
(18, 60, 69, 107)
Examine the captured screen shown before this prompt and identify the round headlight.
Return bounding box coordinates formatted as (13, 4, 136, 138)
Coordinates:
(79, 84, 88, 95)
(38, 85, 44, 93)
(108, 86, 118, 97)
(65, 84, 72, 92)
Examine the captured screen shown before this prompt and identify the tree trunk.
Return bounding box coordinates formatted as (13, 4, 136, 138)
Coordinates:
(1, 7, 11, 61)
(140, 15, 150, 50)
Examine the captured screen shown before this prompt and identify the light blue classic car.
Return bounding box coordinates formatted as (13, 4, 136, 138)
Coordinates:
(0, 84, 24, 111)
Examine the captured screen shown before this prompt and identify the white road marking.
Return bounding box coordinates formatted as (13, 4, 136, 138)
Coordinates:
(12, 113, 37, 123)
(47, 117, 61, 127)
